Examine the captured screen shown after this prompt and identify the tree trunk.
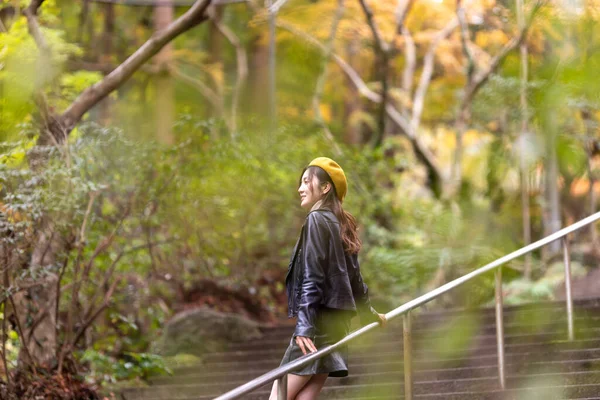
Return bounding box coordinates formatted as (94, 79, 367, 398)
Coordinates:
(17, 0, 214, 369)
(343, 34, 361, 145)
(517, 0, 532, 278)
(267, 2, 277, 135)
(207, 4, 223, 136)
(98, 3, 114, 126)
(154, 4, 175, 144)
(452, 106, 470, 194)
(13, 222, 62, 369)
(249, 34, 270, 124)
(208, 6, 224, 65)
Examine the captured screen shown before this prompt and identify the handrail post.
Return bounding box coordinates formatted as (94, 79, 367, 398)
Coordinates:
(563, 237, 574, 341)
(495, 267, 505, 389)
(403, 312, 413, 400)
(277, 374, 287, 400)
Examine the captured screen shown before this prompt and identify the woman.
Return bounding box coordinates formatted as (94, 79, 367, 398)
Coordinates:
(270, 157, 386, 400)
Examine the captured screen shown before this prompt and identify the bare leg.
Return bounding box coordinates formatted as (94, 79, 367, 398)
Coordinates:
(295, 373, 328, 400)
(268, 374, 311, 400)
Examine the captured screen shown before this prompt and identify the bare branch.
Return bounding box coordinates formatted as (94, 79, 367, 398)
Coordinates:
(401, 26, 416, 96)
(82, 250, 124, 325)
(395, 0, 414, 33)
(60, 275, 121, 368)
(54, 256, 69, 341)
(26, 307, 51, 346)
(81, 207, 129, 284)
(358, 0, 390, 147)
(79, 191, 99, 246)
(59, 0, 214, 135)
(37, 224, 57, 269)
(464, 28, 528, 108)
(451, 0, 542, 189)
(459, 0, 542, 115)
(277, 20, 445, 187)
(1, 244, 11, 390)
(410, 18, 459, 134)
(278, 21, 380, 103)
(210, 7, 248, 132)
(58, 201, 127, 372)
(78, 0, 91, 42)
(8, 295, 37, 374)
(65, 192, 99, 355)
(312, 0, 344, 157)
(72, 277, 121, 348)
(358, 0, 388, 53)
(268, 0, 289, 14)
(23, 0, 49, 54)
(456, 0, 475, 82)
(122, 238, 178, 256)
(390, 0, 416, 71)
(172, 66, 222, 111)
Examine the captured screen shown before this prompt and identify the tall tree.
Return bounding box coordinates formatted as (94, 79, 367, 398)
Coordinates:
(451, 0, 534, 195)
(517, 0, 532, 278)
(154, 2, 175, 144)
(15, 0, 214, 369)
(267, 0, 277, 134)
(98, 2, 115, 125)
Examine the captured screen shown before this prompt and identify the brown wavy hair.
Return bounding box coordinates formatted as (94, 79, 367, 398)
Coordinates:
(299, 166, 362, 254)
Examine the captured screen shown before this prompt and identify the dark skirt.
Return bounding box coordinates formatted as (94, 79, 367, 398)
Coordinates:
(279, 308, 353, 378)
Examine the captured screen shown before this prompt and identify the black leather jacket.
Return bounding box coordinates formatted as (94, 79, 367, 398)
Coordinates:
(285, 208, 380, 338)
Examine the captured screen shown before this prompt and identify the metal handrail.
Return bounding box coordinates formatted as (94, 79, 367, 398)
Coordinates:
(214, 211, 600, 400)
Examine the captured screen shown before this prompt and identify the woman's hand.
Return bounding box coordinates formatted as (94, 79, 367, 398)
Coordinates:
(295, 336, 318, 355)
(378, 313, 387, 327)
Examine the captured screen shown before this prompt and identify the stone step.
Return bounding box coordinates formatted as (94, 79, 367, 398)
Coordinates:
(200, 326, 600, 364)
(257, 299, 600, 338)
(169, 337, 600, 376)
(150, 348, 600, 399)
(167, 344, 600, 377)
(123, 371, 600, 400)
(125, 300, 600, 400)
(262, 307, 600, 338)
(415, 383, 600, 400)
(242, 314, 600, 352)
(200, 383, 600, 400)
(149, 357, 600, 386)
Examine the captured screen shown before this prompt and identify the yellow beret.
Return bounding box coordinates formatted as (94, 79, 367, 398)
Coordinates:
(308, 157, 347, 202)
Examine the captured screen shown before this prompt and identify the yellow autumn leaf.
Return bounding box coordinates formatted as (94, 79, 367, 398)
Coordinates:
(319, 104, 332, 123)
(475, 30, 509, 50)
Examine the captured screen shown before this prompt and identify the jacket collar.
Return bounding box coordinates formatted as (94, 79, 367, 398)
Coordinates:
(286, 200, 331, 281)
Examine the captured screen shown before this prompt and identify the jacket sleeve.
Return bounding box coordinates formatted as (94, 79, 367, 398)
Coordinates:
(349, 253, 380, 325)
(294, 213, 328, 339)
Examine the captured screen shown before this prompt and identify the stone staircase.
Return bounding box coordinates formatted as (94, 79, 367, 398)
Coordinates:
(121, 298, 600, 399)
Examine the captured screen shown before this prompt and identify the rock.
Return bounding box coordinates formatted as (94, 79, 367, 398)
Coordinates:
(152, 307, 263, 357)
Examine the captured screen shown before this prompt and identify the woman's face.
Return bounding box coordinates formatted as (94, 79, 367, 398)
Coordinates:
(298, 170, 324, 209)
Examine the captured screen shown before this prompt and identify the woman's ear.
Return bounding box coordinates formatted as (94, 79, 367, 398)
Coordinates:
(322, 182, 332, 195)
